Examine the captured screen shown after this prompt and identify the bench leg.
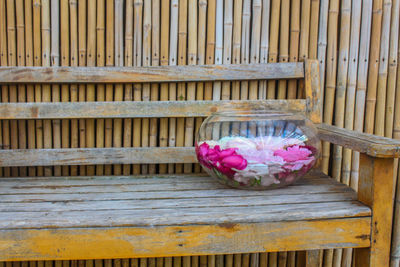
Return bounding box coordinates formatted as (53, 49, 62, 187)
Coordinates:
(354, 154, 396, 266)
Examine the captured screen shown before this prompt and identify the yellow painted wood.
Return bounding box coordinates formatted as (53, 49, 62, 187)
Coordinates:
(0, 218, 370, 262)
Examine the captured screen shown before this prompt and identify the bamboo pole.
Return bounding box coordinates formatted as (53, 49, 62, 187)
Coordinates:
(141, 0, 151, 175)
(32, 0, 42, 177)
(16, 0, 27, 177)
(374, 0, 392, 137)
(168, 0, 178, 174)
(267, 0, 280, 99)
(6, 0, 18, 177)
(250, 0, 263, 257)
(210, 0, 222, 145)
(213, 0, 223, 103)
(48, 0, 61, 177)
(70, 0, 79, 176)
(114, 0, 124, 175)
(96, 0, 106, 175)
(123, 0, 133, 176)
(268, 252, 277, 267)
(0, 0, 8, 178)
(150, 0, 160, 175)
(296, 0, 311, 101)
(221, 0, 233, 260)
(317, 0, 329, 103)
(277, 0, 289, 99)
(240, 0, 250, 103)
(287, 0, 300, 99)
(205, 0, 216, 104)
(78, 0, 87, 176)
(308, 0, 319, 60)
(42, 0, 52, 185)
(331, 0, 351, 183)
(321, 0, 339, 174)
(299, 0, 310, 62)
(385, 0, 400, 139)
(183, 0, 196, 174)
(390, 22, 400, 267)
(249, 0, 261, 102)
(194, 0, 207, 174)
(259, 0, 270, 101)
(342, 0, 362, 190)
(339, 1, 363, 265)
(388, 0, 400, 265)
(351, 0, 373, 191)
(60, 0, 70, 176)
(221, 0, 233, 138)
(133, 0, 143, 175)
(231, 0, 242, 100)
(364, 0, 383, 135)
(105, 0, 114, 176)
(174, 0, 187, 174)
(287, 251, 296, 267)
(321, 0, 340, 265)
(24, 0, 34, 178)
(86, 0, 97, 176)
(158, 0, 170, 174)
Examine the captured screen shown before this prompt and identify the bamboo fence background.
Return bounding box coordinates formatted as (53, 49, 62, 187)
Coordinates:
(0, 0, 400, 266)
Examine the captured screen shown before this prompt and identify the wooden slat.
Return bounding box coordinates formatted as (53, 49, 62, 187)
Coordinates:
(0, 218, 370, 261)
(317, 123, 400, 158)
(0, 62, 304, 84)
(0, 201, 370, 229)
(0, 193, 358, 212)
(0, 99, 306, 119)
(0, 147, 196, 167)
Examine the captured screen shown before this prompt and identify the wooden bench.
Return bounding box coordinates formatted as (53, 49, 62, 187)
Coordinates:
(0, 60, 399, 266)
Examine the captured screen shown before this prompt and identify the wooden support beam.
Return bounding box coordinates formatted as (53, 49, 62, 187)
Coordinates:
(0, 100, 307, 119)
(0, 147, 197, 166)
(0, 63, 304, 84)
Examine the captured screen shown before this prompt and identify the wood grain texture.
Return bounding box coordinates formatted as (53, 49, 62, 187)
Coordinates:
(317, 123, 400, 158)
(0, 218, 370, 262)
(304, 60, 322, 123)
(354, 154, 396, 266)
(0, 100, 306, 119)
(0, 147, 197, 167)
(0, 63, 304, 84)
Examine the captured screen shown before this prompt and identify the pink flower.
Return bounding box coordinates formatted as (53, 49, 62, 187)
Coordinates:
(196, 142, 247, 177)
(274, 145, 313, 162)
(274, 145, 316, 175)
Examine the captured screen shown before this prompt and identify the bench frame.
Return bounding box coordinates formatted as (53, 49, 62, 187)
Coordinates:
(0, 60, 399, 266)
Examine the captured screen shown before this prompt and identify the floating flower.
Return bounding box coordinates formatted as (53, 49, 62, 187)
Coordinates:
(196, 142, 247, 177)
(196, 137, 317, 188)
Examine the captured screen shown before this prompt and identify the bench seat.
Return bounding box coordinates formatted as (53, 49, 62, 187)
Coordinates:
(0, 170, 371, 261)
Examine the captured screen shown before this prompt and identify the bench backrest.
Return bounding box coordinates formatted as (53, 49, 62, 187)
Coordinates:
(0, 60, 320, 171)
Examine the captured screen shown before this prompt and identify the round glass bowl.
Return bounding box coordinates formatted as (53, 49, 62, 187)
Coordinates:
(195, 111, 320, 190)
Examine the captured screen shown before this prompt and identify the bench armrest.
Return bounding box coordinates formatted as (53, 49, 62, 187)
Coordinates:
(317, 123, 399, 265)
(316, 123, 400, 158)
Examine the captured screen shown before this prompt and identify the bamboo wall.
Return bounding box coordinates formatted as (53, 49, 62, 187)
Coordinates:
(0, 0, 400, 266)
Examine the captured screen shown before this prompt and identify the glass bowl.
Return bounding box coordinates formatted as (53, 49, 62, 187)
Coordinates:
(195, 111, 320, 190)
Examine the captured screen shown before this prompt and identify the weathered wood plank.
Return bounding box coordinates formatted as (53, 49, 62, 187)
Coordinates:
(0, 201, 370, 229)
(0, 171, 334, 187)
(0, 147, 196, 166)
(0, 63, 304, 84)
(0, 179, 351, 195)
(0, 192, 357, 212)
(317, 123, 400, 158)
(0, 99, 306, 119)
(354, 155, 396, 266)
(0, 218, 370, 261)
